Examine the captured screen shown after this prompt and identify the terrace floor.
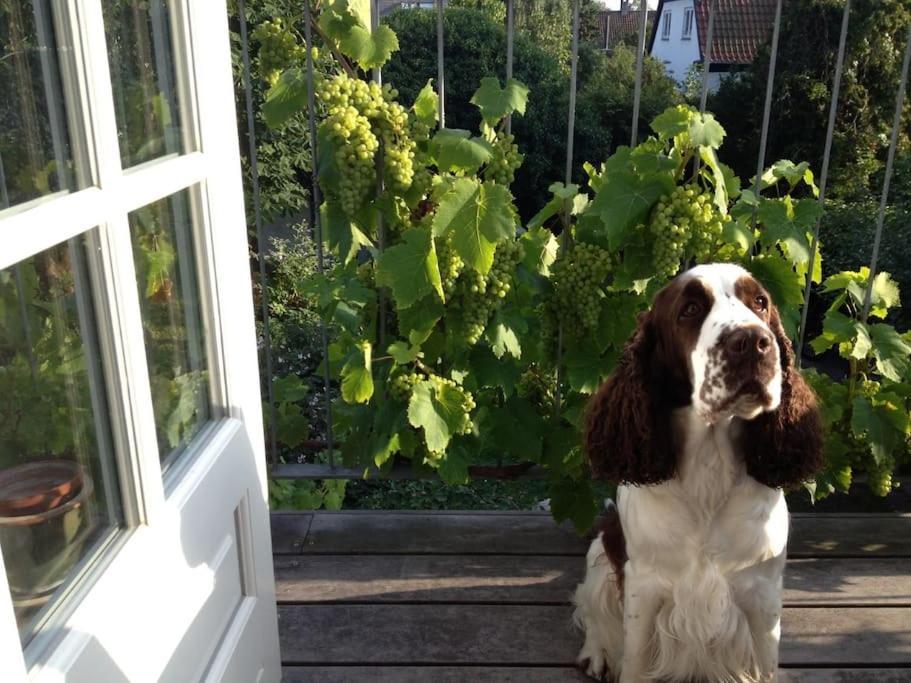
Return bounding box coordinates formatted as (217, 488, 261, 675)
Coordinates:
(270, 510, 911, 681)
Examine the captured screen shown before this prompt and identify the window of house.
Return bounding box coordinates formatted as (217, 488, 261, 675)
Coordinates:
(683, 8, 694, 39)
(661, 12, 672, 40)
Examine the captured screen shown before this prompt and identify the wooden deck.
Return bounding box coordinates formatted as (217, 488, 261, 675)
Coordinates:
(271, 511, 911, 681)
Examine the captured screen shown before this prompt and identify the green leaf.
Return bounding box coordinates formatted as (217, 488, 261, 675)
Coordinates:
(869, 324, 911, 382)
(597, 293, 646, 348)
(436, 440, 470, 485)
(549, 476, 599, 534)
(413, 80, 438, 126)
(397, 294, 444, 345)
(431, 129, 493, 173)
(698, 146, 729, 212)
(488, 397, 545, 460)
(721, 219, 755, 255)
(321, 202, 372, 264)
(407, 380, 465, 452)
(466, 347, 520, 396)
(486, 312, 521, 359)
(589, 171, 674, 249)
(387, 341, 422, 364)
(869, 272, 902, 319)
(273, 375, 309, 403)
(341, 341, 374, 404)
(748, 254, 804, 339)
(688, 111, 725, 148)
(320, 0, 399, 70)
(519, 227, 559, 275)
(757, 199, 810, 265)
(470, 76, 530, 126)
(262, 68, 308, 130)
(650, 106, 691, 140)
(851, 395, 901, 465)
(376, 227, 444, 309)
(276, 412, 309, 449)
(432, 178, 515, 274)
(563, 344, 608, 394)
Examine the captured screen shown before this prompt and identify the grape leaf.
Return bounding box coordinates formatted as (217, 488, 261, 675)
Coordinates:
(698, 146, 729, 213)
(273, 374, 309, 403)
(748, 254, 804, 339)
(262, 68, 308, 130)
(520, 227, 559, 275)
(869, 272, 902, 319)
(321, 201, 372, 264)
(688, 111, 725, 148)
(412, 80, 438, 126)
(436, 440, 470, 484)
(432, 178, 515, 274)
(320, 0, 399, 70)
(340, 341, 373, 404)
(549, 476, 599, 534)
(376, 226, 444, 309)
(407, 380, 464, 452)
(466, 347, 520, 396)
(387, 341, 422, 364)
(486, 311, 521, 359)
(470, 76, 530, 126)
(563, 344, 608, 394)
(851, 395, 901, 465)
(721, 219, 754, 255)
(397, 294, 443, 345)
(757, 199, 810, 265)
(431, 129, 493, 173)
(869, 324, 911, 381)
(589, 170, 673, 249)
(276, 412, 310, 449)
(489, 397, 545, 460)
(650, 106, 690, 140)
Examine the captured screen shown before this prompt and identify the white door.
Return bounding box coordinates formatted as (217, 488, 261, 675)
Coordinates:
(0, 1, 280, 681)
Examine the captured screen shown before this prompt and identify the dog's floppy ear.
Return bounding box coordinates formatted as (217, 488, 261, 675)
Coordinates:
(742, 304, 824, 489)
(584, 311, 677, 485)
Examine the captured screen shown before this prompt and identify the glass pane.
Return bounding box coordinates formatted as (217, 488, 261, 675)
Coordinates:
(0, 1, 82, 212)
(0, 234, 123, 646)
(103, 0, 187, 168)
(129, 190, 210, 468)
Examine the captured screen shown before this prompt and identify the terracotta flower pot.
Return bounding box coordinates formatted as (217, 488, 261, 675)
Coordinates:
(0, 461, 93, 602)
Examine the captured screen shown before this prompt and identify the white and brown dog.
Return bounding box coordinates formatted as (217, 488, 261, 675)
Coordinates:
(573, 263, 823, 682)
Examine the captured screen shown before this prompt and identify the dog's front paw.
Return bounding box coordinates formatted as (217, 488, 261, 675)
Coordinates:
(577, 647, 613, 682)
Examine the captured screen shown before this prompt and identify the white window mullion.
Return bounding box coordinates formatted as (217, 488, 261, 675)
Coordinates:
(0, 550, 27, 681)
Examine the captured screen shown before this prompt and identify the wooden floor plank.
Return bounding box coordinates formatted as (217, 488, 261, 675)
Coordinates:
(282, 512, 911, 557)
(282, 668, 911, 683)
(277, 604, 911, 666)
(271, 513, 313, 554)
(274, 555, 911, 606)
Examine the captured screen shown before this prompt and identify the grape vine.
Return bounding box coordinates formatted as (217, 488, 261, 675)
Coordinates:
(648, 185, 728, 278)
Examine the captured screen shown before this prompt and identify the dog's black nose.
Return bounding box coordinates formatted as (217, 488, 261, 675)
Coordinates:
(725, 326, 773, 360)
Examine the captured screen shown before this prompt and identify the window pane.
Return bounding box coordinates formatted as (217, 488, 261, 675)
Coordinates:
(104, 1, 187, 168)
(129, 190, 210, 468)
(0, 1, 82, 212)
(0, 234, 123, 646)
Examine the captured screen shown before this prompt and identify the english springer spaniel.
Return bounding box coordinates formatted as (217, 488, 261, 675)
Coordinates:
(572, 263, 823, 682)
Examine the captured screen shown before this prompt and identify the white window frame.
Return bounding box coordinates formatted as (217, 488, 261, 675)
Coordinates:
(0, 0, 273, 675)
(661, 11, 672, 40)
(682, 7, 694, 40)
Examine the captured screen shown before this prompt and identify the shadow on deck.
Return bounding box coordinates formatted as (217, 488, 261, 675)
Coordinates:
(271, 511, 911, 682)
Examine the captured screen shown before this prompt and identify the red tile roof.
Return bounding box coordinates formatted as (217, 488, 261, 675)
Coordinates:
(694, 0, 778, 65)
(598, 10, 656, 50)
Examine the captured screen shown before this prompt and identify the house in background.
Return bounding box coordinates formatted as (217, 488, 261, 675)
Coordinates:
(649, 0, 777, 90)
(598, 2, 657, 53)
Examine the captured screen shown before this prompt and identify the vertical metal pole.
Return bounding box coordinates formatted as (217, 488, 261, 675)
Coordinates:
(555, 0, 581, 419)
(796, 0, 851, 363)
(861, 25, 911, 322)
(238, 0, 278, 465)
(436, 0, 446, 129)
(305, 0, 336, 465)
(698, 0, 717, 113)
(505, 0, 515, 135)
(750, 0, 783, 213)
(630, 0, 650, 146)
(605, 13, 610, 52)
(373, 0, 387, 351)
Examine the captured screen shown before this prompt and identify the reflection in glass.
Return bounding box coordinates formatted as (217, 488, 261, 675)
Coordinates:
(0, 235, 123, 645)
(104, 0, 187, 167)
(0, 1, 81, 211)
(129, 190, 210, 467)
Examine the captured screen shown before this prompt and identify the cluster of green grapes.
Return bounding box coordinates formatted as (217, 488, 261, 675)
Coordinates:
(547, 242, 613, 332)
(437, 235, 464, 299)
(316, 74, 416, 215)
(429, 374, 476, 435)
(252, 19, 306, 85)
(483, 132, 523, 186)
(649, 185, 728, 277)
(449, 239, 523, 345)
(517, 365, 555, 413)
(867, 454, 896, 497)
(390, 370, 422, 402)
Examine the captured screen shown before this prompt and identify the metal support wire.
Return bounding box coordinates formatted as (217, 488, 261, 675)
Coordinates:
(505, 0, 515, 135)
(372, 0, 387, 351)
(796, 0, 851, 364)
(436, 0, 446, 128)
(304, 0, 336, 467)
(554, 0, 580, 419)
(861, 25, 911, 322)
(750, 0, 783, 216)
(238, 0, 278, 464)
(698, 0, 717, 114)
(630, 0, 650, 146)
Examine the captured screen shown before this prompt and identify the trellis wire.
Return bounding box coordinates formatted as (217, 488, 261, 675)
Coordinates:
(436, 0, 446, 128)
(750, 0, 783, 216)
(237, 0, 278, 465)
(795, 0, 851, 364)
(372, 0, 387, 351)
(505, 0, 514, 135)
(554, 0, 581, 418)
(698, 0, 717, 114)
(630, 0, 650, 146)
(861, 24, 911, 323)
(304, 0, 335, 467)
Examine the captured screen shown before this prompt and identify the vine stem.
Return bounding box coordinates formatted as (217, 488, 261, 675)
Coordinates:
(307, 13, 357, 78)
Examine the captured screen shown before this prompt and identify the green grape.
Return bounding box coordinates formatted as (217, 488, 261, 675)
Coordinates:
(449, 239, 523, 345)
(389, 370, 422, 402)
(859, 379, 882, 399)
(483, 132, 523, 186)
(356, 262, 375, 289)
(252, 19, 306, 85)
(437, 234, 464, 299)
(517, 364, 555, 412)
(867, 454, 895, 497)
(547, 241, 613, 333)
(648, 184, 727, 277)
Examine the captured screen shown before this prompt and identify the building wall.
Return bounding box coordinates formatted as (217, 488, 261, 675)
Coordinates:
(650, 0, 700, 83)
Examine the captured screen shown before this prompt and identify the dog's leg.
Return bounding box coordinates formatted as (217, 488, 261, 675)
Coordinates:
(736, 574, 784, 682)
(619, 565, 661, 683)
(573, 533, 624, 681)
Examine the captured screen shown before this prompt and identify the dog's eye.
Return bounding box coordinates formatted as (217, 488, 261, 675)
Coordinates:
(680, 302, 701, 319)
(754, 295, 768, 311)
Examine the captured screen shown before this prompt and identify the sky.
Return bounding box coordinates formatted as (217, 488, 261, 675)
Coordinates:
(599, 0, 660, 9)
